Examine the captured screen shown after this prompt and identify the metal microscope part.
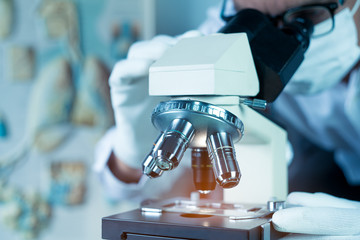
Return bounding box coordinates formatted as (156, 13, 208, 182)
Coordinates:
(239, 98, 267, 110)
(267, 200, 286, 212)
(191, 148, 216, 193)
(152, 100, 244, 148)
(142, 133, 165, 178)
(140, 198, 271, 219)
(154, 118, 195, 171)
(103, 198, 281, 240)
(207, 132, 241, 188)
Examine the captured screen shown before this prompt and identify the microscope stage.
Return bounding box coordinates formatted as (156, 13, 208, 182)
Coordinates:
(102, 199, 285, 240)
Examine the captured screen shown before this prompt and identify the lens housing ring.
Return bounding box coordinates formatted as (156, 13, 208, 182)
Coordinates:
(152, 100, 244, 148)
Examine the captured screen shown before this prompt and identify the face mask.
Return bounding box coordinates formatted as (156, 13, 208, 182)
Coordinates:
(284, 8, 360, 95)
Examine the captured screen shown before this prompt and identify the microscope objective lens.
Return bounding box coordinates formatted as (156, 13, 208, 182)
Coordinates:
(207, 132, 241, 189)
(191, 148, 216, 192)
(142, 133, 165, 178)
(157, 157, 173, 170)
(154, 119, 195, 171)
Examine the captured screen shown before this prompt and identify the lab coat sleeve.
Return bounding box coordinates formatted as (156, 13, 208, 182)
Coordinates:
(271, 67, 360, 185)
(93, 127, 149, 202)
(93, 126, 193, 202)
(335, 67, 360, 185)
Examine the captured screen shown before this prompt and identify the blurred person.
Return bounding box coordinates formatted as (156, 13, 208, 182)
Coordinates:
(94, 0, 360, 237)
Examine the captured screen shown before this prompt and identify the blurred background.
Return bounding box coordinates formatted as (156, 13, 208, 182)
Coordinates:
(0, 0, 220, 239)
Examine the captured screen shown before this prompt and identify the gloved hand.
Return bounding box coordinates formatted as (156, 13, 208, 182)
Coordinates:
(109, 30, 202, 169)
(272, 192, 360, 238)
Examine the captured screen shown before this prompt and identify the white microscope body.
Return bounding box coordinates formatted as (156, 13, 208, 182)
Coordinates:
(147, 33, 287, 204)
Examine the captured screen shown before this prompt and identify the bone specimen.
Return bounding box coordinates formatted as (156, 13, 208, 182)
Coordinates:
(0, 0, 13, 39)
(9, 46, 35, 82)
(38, 0, 82, 62)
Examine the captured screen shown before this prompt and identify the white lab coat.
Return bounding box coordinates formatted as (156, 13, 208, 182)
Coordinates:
(93, 3, 360, 203)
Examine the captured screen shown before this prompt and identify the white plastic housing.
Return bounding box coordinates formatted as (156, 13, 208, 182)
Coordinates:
(149, 33, 259, 96)
(223, 104, 288, 204)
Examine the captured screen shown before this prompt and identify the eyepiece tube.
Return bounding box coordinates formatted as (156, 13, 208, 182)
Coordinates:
(142, 133, 164, 178)
(191, 148, 216, 194)
(155, 119, 195, 171)
(206, 132, 241, 189)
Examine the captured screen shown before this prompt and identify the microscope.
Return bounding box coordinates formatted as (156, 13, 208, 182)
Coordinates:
(103, 9, 313, 240)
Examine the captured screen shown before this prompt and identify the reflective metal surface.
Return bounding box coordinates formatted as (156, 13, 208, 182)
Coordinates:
(145, 100, 244, 190)
(143, 118, 195, 176)
(267, 200, 286, 212)
(207, 132, 241, 188)
(191, 148, 216, 192)
(239, 98, 267, 110)
(152, 100, 244, 148)
(155, 118, 195, 170)
(140, 198, 270, 220)
(142, 133, 165, 178)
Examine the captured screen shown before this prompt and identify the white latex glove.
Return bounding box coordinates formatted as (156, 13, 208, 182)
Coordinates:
(109, 30, 202, 169)
(272, 192, 360, 238)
